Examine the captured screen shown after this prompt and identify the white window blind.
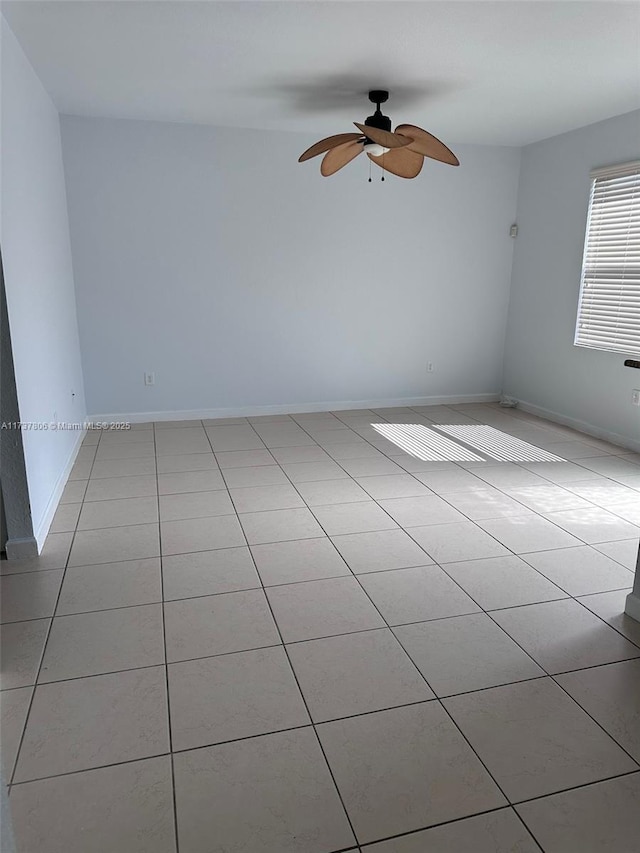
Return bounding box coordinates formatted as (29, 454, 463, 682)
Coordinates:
(574, 160, 640, 357)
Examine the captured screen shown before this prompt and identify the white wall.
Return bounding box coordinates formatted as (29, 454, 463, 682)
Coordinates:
(503, 109, 640, 449)
(60, 115, 521, 418)
(1, 18, 86, 547)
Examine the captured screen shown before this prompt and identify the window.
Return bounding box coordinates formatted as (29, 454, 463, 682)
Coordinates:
(574, 160, 640, 357)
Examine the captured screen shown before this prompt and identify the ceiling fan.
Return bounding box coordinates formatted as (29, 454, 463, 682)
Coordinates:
(298, 90, 459, 179)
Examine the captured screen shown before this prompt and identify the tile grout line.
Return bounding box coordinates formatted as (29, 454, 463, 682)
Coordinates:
(154, 421, 181, 853)
(7, 623, 638, 700)
(14, 575, 633, 624)
(3, 526, 638, 577)
(511, 767, 640, 808)
(11, 715, 640, 804)
(549, 666, 640, 770)
(434, 555, 640, 651)
(354, 802, 547, 852)
(9, 750, 176, 788)
(570, 594, 640, 649)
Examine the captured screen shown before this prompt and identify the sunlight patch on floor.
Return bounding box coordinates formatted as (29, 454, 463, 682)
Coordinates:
(371, 423, 484, 462)
(434, 424, 565, 463)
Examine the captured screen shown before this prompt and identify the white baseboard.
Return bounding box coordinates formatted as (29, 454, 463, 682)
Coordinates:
(5, 537, 38, 561)
(89, 393, 501, 425)
(33, 428, 86, 551)
(515, 399, 640, 454)
(625, 592, 640, 624)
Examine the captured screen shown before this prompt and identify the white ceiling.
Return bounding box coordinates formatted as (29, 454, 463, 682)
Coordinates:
(3, 1, 639, 146)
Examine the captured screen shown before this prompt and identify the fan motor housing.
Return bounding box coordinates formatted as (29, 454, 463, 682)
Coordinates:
(364, 111, 392, 131)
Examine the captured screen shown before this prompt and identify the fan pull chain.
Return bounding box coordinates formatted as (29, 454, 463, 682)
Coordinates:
(368, 158, 372, 183)
(381, 153, 385, 181)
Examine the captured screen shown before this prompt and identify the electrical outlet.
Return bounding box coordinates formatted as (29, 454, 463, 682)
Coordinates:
(427, 362, 434, 373)
(144, 372, 155, 387)
(632, 390, 640, 406)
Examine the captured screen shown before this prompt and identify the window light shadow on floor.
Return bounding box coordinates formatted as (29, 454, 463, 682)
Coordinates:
(372, 423, 565, 463)
(435, 424, 565, 463)
(372, 423, 484, 461)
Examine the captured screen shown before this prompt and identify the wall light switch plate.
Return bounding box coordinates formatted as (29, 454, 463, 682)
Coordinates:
(632, 390, 640, 406)
(144, 372, 155, 386)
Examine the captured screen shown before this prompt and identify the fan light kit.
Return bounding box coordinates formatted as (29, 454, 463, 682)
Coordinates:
(298, 90, 459, 180)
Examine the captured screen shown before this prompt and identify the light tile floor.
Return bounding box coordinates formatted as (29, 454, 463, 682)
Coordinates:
(2, 402, 640, 852)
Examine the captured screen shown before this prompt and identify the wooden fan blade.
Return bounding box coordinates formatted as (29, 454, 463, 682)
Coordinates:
(321, 140, 364, 176)
(368, 147, 424, 179)
(353, 123, 411, 149)
(298, 133, 364, 163)
(394, 124, 459, 166)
